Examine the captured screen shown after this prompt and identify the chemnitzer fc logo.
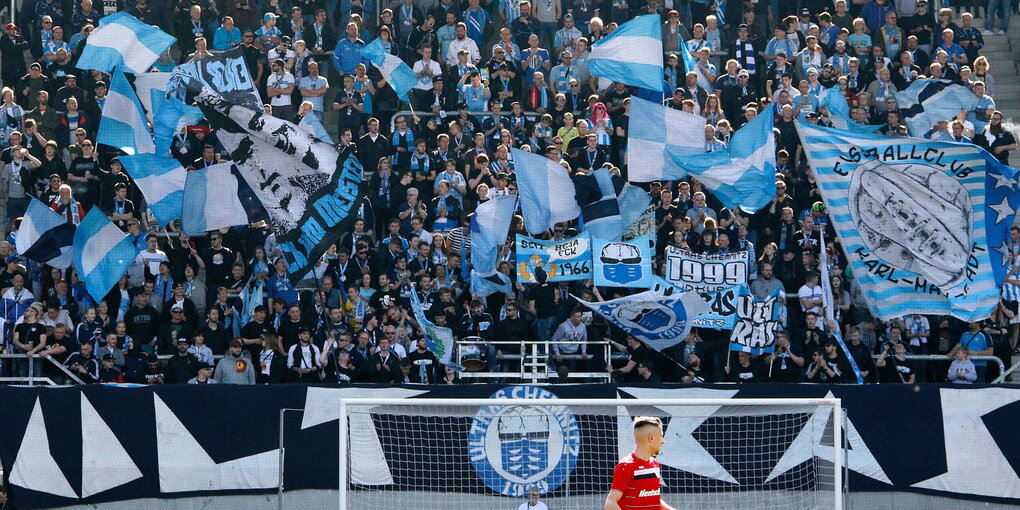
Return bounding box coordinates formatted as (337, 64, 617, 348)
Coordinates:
(467, 386, 580, 497)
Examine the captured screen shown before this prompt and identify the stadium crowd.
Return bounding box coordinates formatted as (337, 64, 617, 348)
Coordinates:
(0, 0, 1018, 386)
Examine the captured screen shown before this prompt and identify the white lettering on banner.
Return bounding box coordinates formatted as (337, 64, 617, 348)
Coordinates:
(730, 293, 780, 351)
(638, 489, 661, 497)
(206, 58, 253, 92)
(664, 246, 749, 292)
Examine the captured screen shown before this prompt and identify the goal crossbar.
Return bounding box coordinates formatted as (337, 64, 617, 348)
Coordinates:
(337, 397, 844, 510)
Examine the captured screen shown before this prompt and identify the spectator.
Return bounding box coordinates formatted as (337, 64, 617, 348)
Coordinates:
(948, 346, 978, 383)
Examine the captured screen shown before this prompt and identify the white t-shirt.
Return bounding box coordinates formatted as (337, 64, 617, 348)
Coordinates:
(269, 71, 296, 106)
(798, 284, 824, 314)
(136, 249, 169, 277)
(517, 502, 549, 510)
(412, 59, 443, 90)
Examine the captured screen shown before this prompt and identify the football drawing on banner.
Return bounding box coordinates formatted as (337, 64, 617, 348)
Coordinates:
(593, 235, 653, 287)
(729, 287, 783, 354)
(664, 245, 749, 292)
(576, 281, 711, 350)
(516, 233, 593, 283)
(797, 122, 1016, 321)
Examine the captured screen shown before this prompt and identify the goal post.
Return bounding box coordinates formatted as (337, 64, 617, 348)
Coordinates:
(339, 396, 845, 510)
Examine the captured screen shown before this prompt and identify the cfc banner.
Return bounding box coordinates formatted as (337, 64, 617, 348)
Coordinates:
(664, 246, 749, 292)
(516, 233, 593, 283)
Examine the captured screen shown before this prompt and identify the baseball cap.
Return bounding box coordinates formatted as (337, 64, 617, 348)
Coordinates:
(198, 362, 214, 370)
(738, 69, 750, 77)
(738, 23, 748, 30)
(263, 12, 277, 21)
(807, 68, 818, 75)
(6, 23, 17, 30)
(667, 9, 679, 17)
(102, 354, 115, 361)
(800, 7, 811, 15)
(562, 13, 573, 20)
(254, 304, 267, 313)
(229, 338, 243, 348)
(812, 201, 826, 212)
(176, 337, 189, 343)
(29, 62, 41, 70)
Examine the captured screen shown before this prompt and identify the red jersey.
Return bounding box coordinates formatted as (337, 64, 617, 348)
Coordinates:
(610, 453, 662, 509)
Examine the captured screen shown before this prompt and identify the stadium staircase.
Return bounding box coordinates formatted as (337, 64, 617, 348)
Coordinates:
(988, 15, 1020, 122)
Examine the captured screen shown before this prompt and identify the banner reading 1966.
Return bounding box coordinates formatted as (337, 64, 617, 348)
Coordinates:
(516, 233, 593, 283)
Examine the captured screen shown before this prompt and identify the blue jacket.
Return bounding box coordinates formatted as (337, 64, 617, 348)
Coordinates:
(332, 37, 367, 75)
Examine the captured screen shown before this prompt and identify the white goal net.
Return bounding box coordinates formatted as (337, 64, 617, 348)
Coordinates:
(338, 396, 845, 510)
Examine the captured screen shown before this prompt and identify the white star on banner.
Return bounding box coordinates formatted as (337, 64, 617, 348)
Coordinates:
(990, 197, 1015, 225)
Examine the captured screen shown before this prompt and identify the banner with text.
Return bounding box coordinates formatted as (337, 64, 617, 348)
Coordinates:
(168, 47, 262, 112)
(664, 246, 749, 292)
(516, 233, 593, 283)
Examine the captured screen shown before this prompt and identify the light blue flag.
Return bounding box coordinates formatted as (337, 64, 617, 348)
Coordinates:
(589, 15, 664, 91)
(575, 279, 711, 351)
(668, 105, 777, 212)
(516, 233, 593, 283)
(410, 284, 456, 364)
(627, 97, 706, 182)
(470, 272, 514, 297)
(728, 286, 782, 355)
(298, 113, 331, 141)
(119, 153, 186, 227)
(73, 208, 138, 302)
(512, 148, 581, 234)
(16, 198, 74, 269)
(98, 70, 155, 155)
(593, 235, 654, 288)
(469, 194, 517, 275)
(182, 163, 262, 233)
(239, 281, 264, 326)
(152, 96, 204, 155)
(574, 168, 623, 241)
(77, 12, 176, 74)
(652, 276, 744, 330)
(797, 121, 1003, 321)
(819, 86, 884, 133)
(895, 79, 979, 137)
(680, 38, 711, 91)
(361, 37, 417, 101)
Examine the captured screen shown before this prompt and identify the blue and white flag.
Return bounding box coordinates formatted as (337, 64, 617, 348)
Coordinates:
(98, 70, 155, 155)
(410, 284, 455, 364)
(182, 162, 267, 234)
(15, 198, 74, 269)
(680, 38, 711, 91)
(77, 12, 176, 74)
(895, 79, 979, 137)
(653, 276, 745, 330)
(73, 208, 138, 301)
(512, 148, 581, 234)
(239, 281, 264, 326)
(668, 105, 777, 212)
(589, 15, 664, 91)
(819, 86, 883, 132)
(573, 168, 622, 241)
(361, 37, 417, 101)
(986, 158, 1020, 288)
(298, 113, 331, 141)
(728, 286, 782, 355)
(119, 153, 186, 227)
(516, 233, 593, 283)
(627, 97, 707, 182)
(469, 194, 517, 276)
(798, 121, 1008, 320)
(470, 272, 514, 297)
(152, 96, 204, 155)
(593, 235, 653, 288)
(576, 280, 711, 351)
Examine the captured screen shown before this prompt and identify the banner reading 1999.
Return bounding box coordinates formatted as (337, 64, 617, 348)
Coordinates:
(516, 233, 593, 283)
(664, 245, 749, 292)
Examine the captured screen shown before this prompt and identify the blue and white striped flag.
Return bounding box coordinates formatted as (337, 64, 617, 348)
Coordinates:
(589, 15, 664, 91)
(182, 162, 266, 234)
(16, 198, 74, 269)
(627, 97, 707, 182)
(798, 121, 1003, 320)
(680, 38, 712, 91)
(77, 12, 176, 74)
(361, 37, 417, 101)
(668, 105, 777, 212)
(512, 148, 581, 234)
(819, 86, 883, 132)
(98, 70, 155, 155)
(573, 168, 623, 241)
(152, 95, 204, 155)
(470, 194, 517, 275)
(895, 79, 978, 137)
(73, 208, 138, 301)
(410, 284, 455, 364)
(119, 153, 186, 227)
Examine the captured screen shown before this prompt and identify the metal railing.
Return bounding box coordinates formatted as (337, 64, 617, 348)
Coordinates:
(455, 338, 612, 383)
(0, 353, 85, 386)
(389, 110, 541, 134)
(870, 354, 1005, 376)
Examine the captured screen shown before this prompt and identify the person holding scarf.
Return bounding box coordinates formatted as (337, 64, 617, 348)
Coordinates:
(49, 183, 84, 224)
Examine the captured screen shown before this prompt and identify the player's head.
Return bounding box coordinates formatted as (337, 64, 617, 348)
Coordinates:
(633, 416, 665, 455)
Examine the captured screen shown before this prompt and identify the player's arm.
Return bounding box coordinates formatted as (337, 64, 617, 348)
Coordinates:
(604, 489, 624, 510)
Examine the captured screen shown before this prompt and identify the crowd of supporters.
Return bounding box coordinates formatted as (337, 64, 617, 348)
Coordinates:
(0, 0, 1017, 385)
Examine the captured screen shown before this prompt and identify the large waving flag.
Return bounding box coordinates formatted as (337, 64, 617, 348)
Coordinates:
(410, 284, 455, 364)
(576, 280, 710, 351)
(77, 12, 176, 74)
(627, 97, 707, 182)
(573, 168, 623, 241)
(120, 153, 186, 227)
(512, 148, 581, 234)
(668, 105, 777, 212)
(361, 37, 417, 101)
(152, 96, 204, 155)
(680, 39, 711, 91)
(469, 195, 517, 297)
(182, 162, 267, 234)
(73, 208, 138, 301)
(98, 70, 155, 155)
(797, 121, 1018, 320)
(589, 15, 664, 91)
(16, 198, 74, 269)
(895, 79, 979, 137)
(819, 86, 883, 132)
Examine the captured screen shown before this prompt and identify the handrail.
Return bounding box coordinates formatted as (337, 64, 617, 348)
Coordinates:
(0, 353, 85, 385)
(993, 359, 1020, 384)
(870, 353, 1005, 375)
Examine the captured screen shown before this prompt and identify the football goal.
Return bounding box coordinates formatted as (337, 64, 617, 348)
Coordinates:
(338, 396, 846, 510)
